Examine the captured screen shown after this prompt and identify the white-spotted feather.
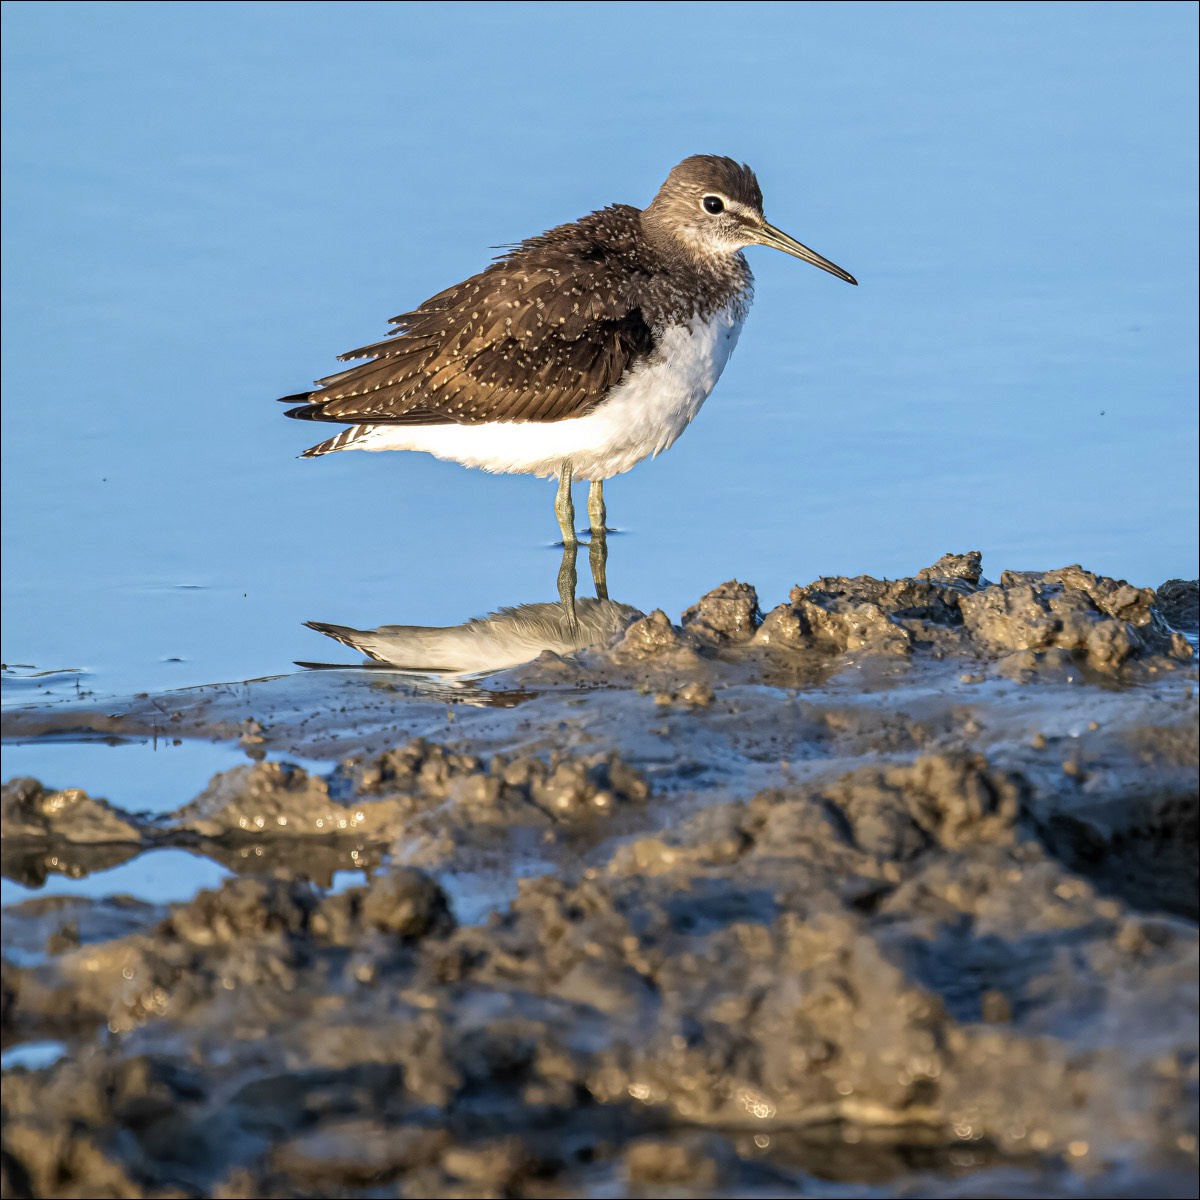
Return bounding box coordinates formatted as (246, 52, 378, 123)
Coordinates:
(337, 297, 748, 481)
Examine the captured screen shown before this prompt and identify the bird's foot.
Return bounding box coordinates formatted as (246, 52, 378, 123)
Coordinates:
(551, 530, 583, 550)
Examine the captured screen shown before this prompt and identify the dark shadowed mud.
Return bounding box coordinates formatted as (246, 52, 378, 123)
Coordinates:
(2, 558, 1197, 1198)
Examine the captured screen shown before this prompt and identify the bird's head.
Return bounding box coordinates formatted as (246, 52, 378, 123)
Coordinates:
(643, 154, 856, 285)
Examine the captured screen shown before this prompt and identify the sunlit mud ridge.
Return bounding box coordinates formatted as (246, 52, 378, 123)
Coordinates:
(2, 555, 1197, 1198)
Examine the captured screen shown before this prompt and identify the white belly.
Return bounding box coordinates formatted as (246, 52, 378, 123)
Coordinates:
(353, 299, 747, 481)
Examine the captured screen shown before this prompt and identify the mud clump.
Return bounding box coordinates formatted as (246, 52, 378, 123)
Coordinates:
(151, 743, 652, 849)
(4, 747, 1196, 1197)
(749, 550, 988, 659)
(916, 550, 987, 585)
(4, 869, 455, 1047)
(159, 875, 319, 947)
(0, 780, 150, 890)
(653, 680, 716, 709)
(169, 761, 359, 838)
(1156, 577, 1200, 633)
(959, 565, 1187, 672)
(752, 570, 962, 657)
(681, 579, 760, 644)
(1, 778, 143, 844)
(334, 737, 651, 827)
(323, 867, 454, 942)
(820, 751, 1026, 857)
(740, 555, 1194, 674)
(340, 738, 487, 797)
(607, 608, 706, 670)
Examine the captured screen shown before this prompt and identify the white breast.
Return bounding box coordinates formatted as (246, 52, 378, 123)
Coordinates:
(354, 297, 749, 481)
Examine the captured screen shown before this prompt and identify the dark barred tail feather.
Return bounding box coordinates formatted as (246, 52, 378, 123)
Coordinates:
(299, 425, 369, 458)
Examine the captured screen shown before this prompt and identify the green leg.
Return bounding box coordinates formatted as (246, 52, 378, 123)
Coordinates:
(587, 479, 606, 534)
(555, 461, 577, 547)
(555, 463, 579, 631)
(587, 479, 608, 600)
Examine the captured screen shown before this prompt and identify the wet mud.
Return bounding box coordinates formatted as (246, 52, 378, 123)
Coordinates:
(2, 557, 1197, 1198)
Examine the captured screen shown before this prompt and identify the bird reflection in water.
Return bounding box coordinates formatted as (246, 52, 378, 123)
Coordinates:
(305, 527, 637, 677)
(556, 499, 612, 634)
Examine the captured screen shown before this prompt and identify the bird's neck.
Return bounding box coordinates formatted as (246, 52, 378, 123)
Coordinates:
(639, 209, 752, 290)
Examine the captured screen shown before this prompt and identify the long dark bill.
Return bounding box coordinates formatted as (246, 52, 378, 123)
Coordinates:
(754, 221, 858, 285)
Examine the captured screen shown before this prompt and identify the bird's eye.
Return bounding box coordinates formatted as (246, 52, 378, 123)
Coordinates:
(702, 195, 725, 215)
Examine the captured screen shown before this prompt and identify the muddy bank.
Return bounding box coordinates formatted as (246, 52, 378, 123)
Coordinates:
(2, 557, 1197, 1197)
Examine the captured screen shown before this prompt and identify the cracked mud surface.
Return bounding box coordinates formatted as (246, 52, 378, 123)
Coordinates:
(2, 557, 1197, 1197)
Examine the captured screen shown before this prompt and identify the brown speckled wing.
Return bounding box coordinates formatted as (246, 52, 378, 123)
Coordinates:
(284, 205, 657, 426)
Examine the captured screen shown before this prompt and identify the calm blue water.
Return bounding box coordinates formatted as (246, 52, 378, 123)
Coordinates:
(2, 4, 1198, 727)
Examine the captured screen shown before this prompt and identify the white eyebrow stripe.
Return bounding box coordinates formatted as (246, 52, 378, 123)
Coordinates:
(726, 199, 758, 219)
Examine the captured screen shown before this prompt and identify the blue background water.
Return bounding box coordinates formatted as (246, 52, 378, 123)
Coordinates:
(2, 2, 1198, 823)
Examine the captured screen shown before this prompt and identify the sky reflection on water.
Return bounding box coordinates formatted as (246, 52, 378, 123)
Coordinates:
(2, 0, 1197, 709)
